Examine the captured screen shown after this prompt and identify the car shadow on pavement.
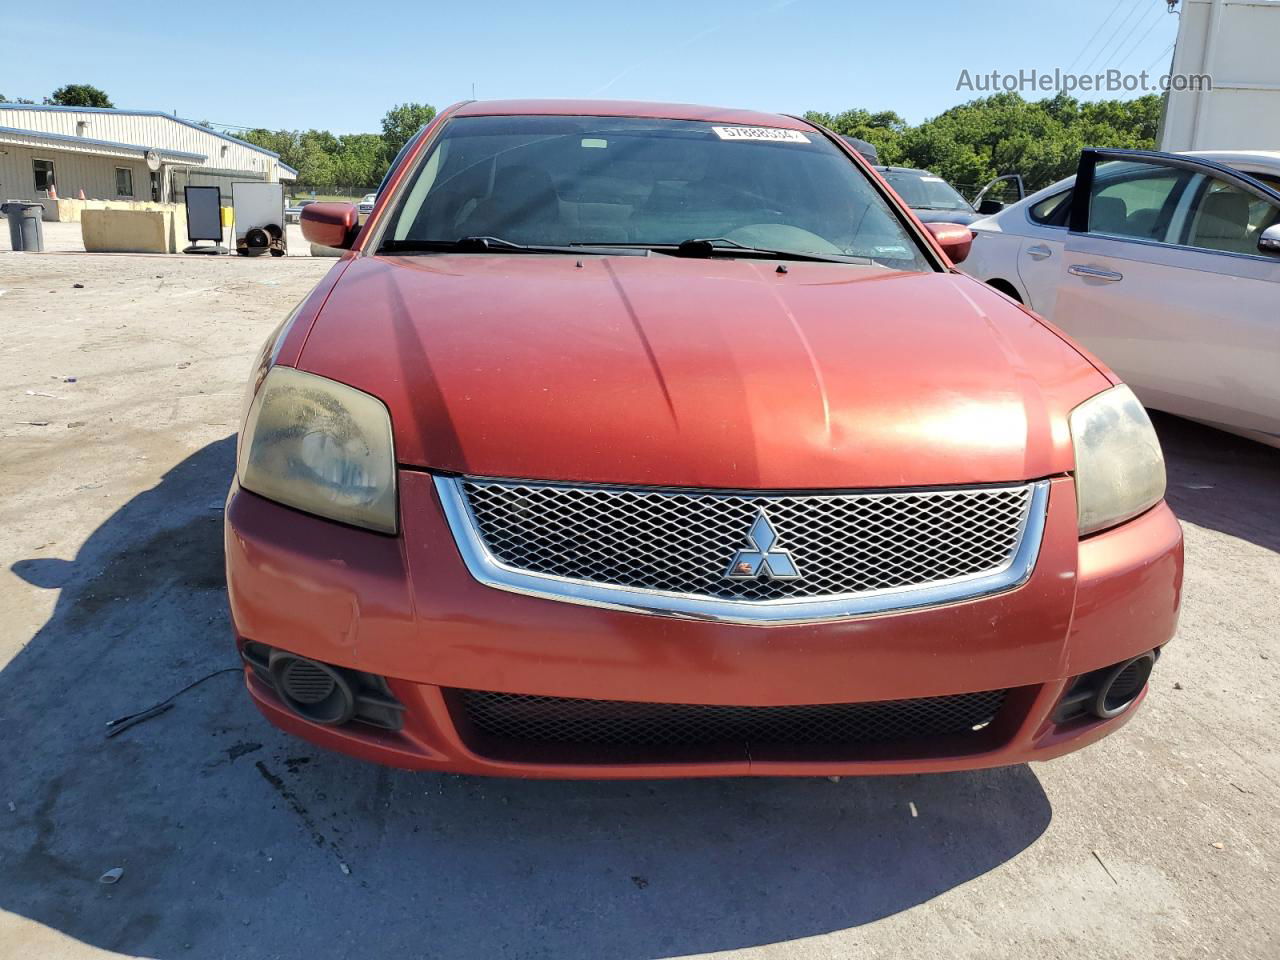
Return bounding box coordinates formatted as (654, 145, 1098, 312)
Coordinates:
(1, 437, 1052, 959)
(1152, 412, 1280, 554)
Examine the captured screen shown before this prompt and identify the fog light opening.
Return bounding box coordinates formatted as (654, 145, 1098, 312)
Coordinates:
(268, 651, 356, 726)
(1092, 652, 1155, 719)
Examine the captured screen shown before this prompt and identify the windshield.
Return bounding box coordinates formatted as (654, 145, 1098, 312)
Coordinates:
(378, 115, 932, 270)
(882, 171, 973, 212)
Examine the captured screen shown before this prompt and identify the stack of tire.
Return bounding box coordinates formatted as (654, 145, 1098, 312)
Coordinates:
(242, 223, 285, 257)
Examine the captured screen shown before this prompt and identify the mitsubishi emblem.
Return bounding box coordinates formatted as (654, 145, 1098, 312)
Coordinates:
(724, 510, 802, 580)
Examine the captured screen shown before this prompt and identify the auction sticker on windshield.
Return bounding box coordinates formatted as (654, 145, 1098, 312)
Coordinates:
(712, 126, 810, 143)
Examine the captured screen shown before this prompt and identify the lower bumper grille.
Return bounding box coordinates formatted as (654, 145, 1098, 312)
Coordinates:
(458, 688, 1008, 751)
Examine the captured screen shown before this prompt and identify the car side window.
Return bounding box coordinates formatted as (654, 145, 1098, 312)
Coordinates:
(1028, 189, 1072, 226)
(1087, 161, 1192, 243)
(1182, 176, 1280, 256)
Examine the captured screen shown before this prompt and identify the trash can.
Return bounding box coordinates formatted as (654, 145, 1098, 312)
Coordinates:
(2, 201, 45, 252)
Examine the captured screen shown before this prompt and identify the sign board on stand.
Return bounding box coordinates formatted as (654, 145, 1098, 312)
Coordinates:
(183, 185, 226, 254)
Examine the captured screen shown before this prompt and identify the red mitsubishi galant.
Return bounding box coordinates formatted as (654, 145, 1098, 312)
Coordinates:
(226, 100, 1182, 778)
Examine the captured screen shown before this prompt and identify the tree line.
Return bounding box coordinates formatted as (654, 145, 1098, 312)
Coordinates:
(250, 92, 1162, 195)
(804, 92, 1162, 194)
(0, 83, 114, 107)
(238, 103, 437, 190)
(4, 84, 1164, 196)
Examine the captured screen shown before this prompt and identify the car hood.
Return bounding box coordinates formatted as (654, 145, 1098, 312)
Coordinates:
(297, 254, 1108, 488)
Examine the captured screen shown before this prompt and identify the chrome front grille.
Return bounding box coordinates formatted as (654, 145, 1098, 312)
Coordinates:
(437, 476, 1048, 623)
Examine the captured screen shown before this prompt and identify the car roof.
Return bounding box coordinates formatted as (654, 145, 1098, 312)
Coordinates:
(450, 99, 812, 131)
(1183, 149, 1280, 172)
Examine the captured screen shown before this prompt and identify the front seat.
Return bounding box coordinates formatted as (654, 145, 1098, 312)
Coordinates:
(459, 166, 563, 243)
(1192, 190, 1253, 254)
(1090, 195, 1129, 235)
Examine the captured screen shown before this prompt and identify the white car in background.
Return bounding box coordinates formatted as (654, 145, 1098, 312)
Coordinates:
(963, 149, 1280, 447)
(358, 192, 377, 216)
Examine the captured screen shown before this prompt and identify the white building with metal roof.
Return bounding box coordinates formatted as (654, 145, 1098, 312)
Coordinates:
(0, 104, 296, 218)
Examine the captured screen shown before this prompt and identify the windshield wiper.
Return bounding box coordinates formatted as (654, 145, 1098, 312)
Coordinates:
(654, 237, 871, 264)
(382, 235, 870, 263)
(380, 236, 648, 256)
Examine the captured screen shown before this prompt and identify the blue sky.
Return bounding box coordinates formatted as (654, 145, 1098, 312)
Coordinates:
(4, 0, 1181, 133)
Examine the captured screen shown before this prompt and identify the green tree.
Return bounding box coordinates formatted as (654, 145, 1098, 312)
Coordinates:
(824, 92, 1169, 196)
(333, 134, 387, 187)
(46, 84, 113, 108)
(295, 140, 337, 189)
(1, 94, 36, 104)
(300, 128, 340, 155)
(804, 108, 908, 163)
(240, 128, 304, 170)
(380, 103, 436, 164)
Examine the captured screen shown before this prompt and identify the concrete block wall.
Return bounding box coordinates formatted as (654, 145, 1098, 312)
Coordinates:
(56, 198, 184, 223)
(81, 207, 188, 254)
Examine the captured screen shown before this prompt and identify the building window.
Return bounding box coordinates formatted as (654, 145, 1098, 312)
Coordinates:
(115, 167, 134, 198)
(33, 158, 55, 194)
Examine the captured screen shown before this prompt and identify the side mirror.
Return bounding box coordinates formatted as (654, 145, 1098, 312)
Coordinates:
(301, 202, 360, 249)
(1258, 222, 1280, 255)
(977, 199, 1004, 215)
(924, 222, 974, 265)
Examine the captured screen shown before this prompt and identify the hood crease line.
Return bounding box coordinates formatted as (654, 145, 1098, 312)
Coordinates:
(751, 262, 832, 441)
(603, 258, 680, 429)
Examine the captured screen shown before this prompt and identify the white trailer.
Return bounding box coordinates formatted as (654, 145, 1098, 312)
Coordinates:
(1160, 0, 1280, 151)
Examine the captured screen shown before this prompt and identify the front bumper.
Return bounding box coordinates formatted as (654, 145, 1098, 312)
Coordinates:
(225, 472, 1183, 778)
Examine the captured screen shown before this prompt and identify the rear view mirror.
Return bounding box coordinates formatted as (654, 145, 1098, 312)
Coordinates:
(301, 202, 360, 249)
(977, 199, 1004, 215)
(1259, 223, 1280, 254)
(924, 222, 974, 265)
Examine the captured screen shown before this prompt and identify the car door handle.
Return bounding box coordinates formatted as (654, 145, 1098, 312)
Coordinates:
(1067, 264, 1123, 282)
(1026, 244, 1053, 260)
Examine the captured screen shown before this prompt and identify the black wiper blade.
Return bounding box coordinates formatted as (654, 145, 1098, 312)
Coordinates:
(381, 236, 647, 256)
(454, 235, 528, 251)
(677, 236, 752, 254)
(668, 237, 871, 264)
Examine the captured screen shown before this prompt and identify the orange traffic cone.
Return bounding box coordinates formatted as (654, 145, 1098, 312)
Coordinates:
(78, 188, 86, 200)
(49, 184, 58, 199)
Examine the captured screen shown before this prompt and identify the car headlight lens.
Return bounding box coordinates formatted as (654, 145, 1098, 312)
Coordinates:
(237, 366, 397, 533)
(1069, 385, 1165, 536)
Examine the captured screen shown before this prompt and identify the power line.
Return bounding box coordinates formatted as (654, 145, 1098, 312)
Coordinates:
(1084, 0, 1146, 72)
(1105, 2, 1165, 71)
(203, 120, 260, 131)
(1112, 6, 1172, 72)
(1068, 0, 1131, 72)
(1085, 0, 1147, 72)
(1144, 40, 1177, 73)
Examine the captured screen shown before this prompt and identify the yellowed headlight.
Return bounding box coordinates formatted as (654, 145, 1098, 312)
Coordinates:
(1070, 385, 1166, 536)
(237, 366, 397, 533)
